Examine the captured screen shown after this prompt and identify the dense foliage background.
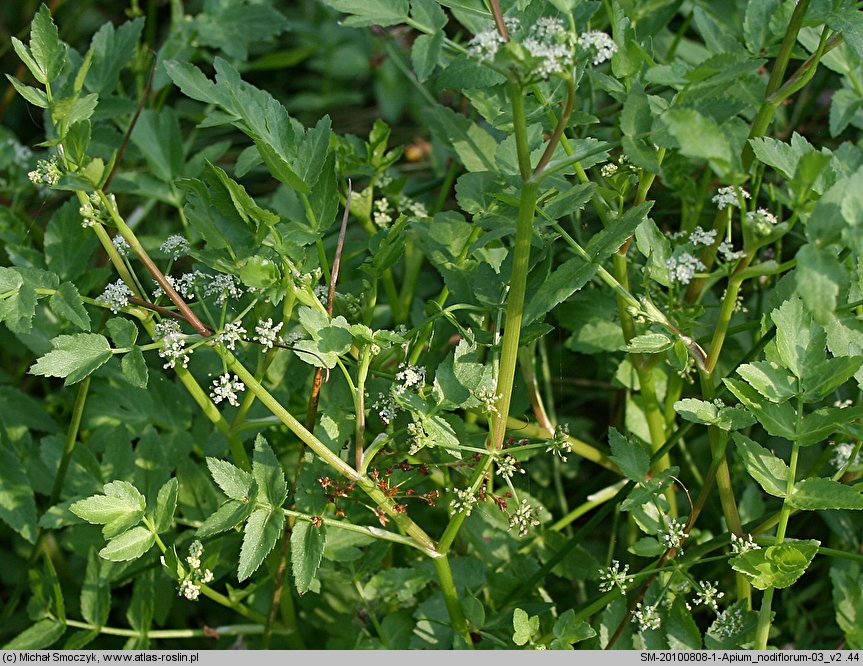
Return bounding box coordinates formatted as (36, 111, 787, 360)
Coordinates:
(2, 0, 863, 651)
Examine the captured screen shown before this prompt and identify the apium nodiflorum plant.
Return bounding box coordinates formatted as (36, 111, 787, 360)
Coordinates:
(2, 0, 863, 650)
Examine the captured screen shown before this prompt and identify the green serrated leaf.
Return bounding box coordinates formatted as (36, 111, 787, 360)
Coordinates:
(831, 562, 863, 648)
(81, 549, 111, 627)
(608, 427, 650, 482)
(131, 108, 185, 182)
(624, 332, 672, 353)
(732, 432, 789, 498)
(802, 356, 863, 402)
(5, 75, 48, 107)
(238, 507, 284, 582)
(3, 618, 65, 649)
(796, 406, 863, 446)
(724, 378, 797, 440)
(252, 434, 288, 508)
(106, 317, 138, 348)
(586, 202, 653, 262)
(207, 458, 256, 502)
(49, 282, 90, 331)
(321, 0, 409, 27)
(522, 257, 597, 326)
(796, 245, 847, 325)
(30, 333, 112, 385)
(30, 4, 65, 84)
(512, 608, 540, 646)
(788, 477, 863, 510)
(152, 478, 178, 533)
(661, 107, 731, 170)
(736, 361, 797, 403)
(99, 526, 156, 562)
(196, 499, 254, 538)
(291, 521, 327, 595)
(771, 297, 826, 379)
(120, 347, 148, 389)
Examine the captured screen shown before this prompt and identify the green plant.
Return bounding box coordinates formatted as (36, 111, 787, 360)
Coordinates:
(2, 0, 863, 651)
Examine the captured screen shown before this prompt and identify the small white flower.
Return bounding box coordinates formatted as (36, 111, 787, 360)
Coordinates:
(154, 319, 182, 339)
(745, 207, 778, 226)
(508, 499, 540, 537)
(199, 569, 214, 584)
(407, 421, 432, 455)
(834, 399, 854, 409)
(495, 455, 524, 480)
(406, 199, 428, 218)
(27, 157, 61, 186)
(659, 516, 687, 553)
(711, 606, 744, 639)
(546, 423, 573, 462)
(717, 240, 746, 262)
(468, 28, 505, 62)
(97, 280, 134, 314)
(160, 235, 191, 260)
(112, 235, 130, 257)
(254, 318, 284, 349)
(693, 580, 725, 612)
(598, 560, 631, 593)
(372, 393, 397, 425)
(601, 163, 618, 178)
(578, 31, 617, 65)
(730, 532, 760, 555)
(523, 37, 572, 78)
(475, 387, 501, 416)
(712, 186, 750, 210)
(373, 197, 393, 229)
(216, 321, 246, 350)
(210, 373, 245, 407)
(203, 273, 243, 303)
(179, 579, 201, 601)
(158, 329, 191, 369)
(688, 226, 717, 247)
(633, 602, 662, 631)
(665, 253, 706, 285)
(395, 363, 426, 391)
(448, 487, 478, 516)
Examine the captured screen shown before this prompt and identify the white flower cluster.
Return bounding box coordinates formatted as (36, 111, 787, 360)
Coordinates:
(659, 516, 687, 552)
(160, 235, 191, 260)
(633, 602, 662, 632)
(27, 157, 61, 187)
(210, 373, 245, 407)
(523, 17, 573, 78)
(254, 318, 284, 349)
(202, 273, 243, 303)
(712, 186, 750, 210)
(509, 499, 540, 537)
(495, 454, 524, 480)
(830, 442, 862, 469)
(215, 321, 246, 350)
(372, 392, 397, 425)
(178, 540, 214, 602)
(112, 235, 130, 257)
(467, 28, 505, 62)
(546, 422, 573, 461)
(449, 487, 478, 516)
(711, 606, 745, 639)
(665, 253, 705, 285)
(7, 138, 33, 169)
(395, 363, 426, 392)
(601, 163, 618, 178)
(157, 322, 191, 369)
(475, 387, 501, 416)
(693, 580, 725, 612)
(577, 31, 618, 66)
(717, 239, 746, 262)
(745, 208, 778, 226)
(97, 280, 134, 314)
(598, 560, 632, 593)
(688, 226, 717, 247)
(730, 533, 760, 555)
(154, 272, 198, 301)
(373, 198, 393, 229)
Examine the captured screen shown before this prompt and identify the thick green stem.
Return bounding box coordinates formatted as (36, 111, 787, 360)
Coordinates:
(49, 376, 90, 504)
(433, 555, 474, 648)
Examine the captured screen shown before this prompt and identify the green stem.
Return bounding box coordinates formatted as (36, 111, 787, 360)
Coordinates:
(49, 376, 90, 504)
(63, 619, 284, 640)
(433, 555, 474, 648)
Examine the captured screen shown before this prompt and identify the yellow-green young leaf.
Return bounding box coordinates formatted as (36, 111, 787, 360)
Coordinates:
(3, 618, 66, 649)
(732, 433, 789, 498)
(661, 107, 731, 170)
(736, 361, 797, 403)
(512, 608, 540, 646)
(206, 457, 256, 501)
(98, 526, 155, 562)
(788, 477, 863, 511)
(291, 521, 327, 595)
(29, 333, 112, 385)
(238, 507, 284, 582)
(730, 539, 819, 590)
